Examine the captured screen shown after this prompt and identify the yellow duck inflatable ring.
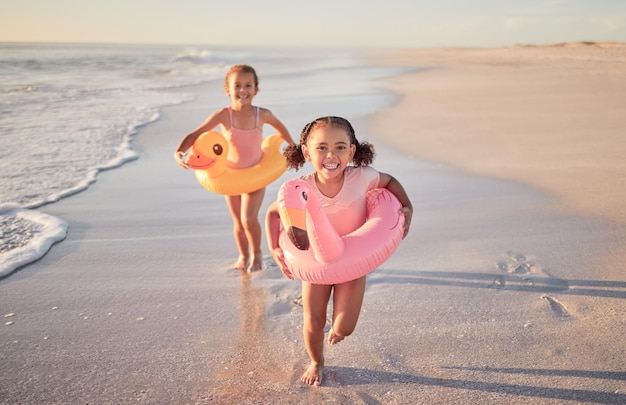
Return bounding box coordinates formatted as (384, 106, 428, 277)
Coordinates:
(183, 131, 286, 195)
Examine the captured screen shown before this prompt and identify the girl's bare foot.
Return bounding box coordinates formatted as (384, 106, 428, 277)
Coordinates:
(328, 329, 344, 345)
(233, 255, 248, 271)
(301, 362, 323, 386)
(247, 252, 264, 273)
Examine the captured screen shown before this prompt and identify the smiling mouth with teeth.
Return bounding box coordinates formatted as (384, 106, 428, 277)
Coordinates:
(323, 163, 339, 170)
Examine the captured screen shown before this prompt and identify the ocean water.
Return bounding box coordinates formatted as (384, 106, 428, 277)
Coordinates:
(0, 42, 407, 277)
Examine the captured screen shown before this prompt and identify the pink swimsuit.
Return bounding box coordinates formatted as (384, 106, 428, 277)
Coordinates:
(301, 166, 380, 237)
(223, 106, 263, 169)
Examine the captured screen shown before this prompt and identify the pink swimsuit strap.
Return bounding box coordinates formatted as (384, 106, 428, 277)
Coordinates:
(228, 106, 259, 130)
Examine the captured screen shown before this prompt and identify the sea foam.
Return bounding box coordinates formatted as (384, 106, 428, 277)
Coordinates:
(0, 205, 67, 277)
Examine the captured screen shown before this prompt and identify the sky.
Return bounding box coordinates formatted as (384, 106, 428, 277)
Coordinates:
(1, 0, 625, 48)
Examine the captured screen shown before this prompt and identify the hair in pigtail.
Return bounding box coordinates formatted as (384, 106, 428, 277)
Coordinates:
(282, 119, 316, 170)
(283, 143, 306, 170)
(352, 140, 375, 167)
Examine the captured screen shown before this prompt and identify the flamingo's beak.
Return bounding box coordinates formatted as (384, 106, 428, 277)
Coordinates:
(287, 226, 309, 250)
(280, 207, 309, 250)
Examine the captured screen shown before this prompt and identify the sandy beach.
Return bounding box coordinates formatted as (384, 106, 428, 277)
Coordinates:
(2, 44, 626, 404)
(371, 43, 626, 225)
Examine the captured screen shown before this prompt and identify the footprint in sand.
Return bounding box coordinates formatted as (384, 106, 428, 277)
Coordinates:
(497, 252, 573, 319)
(494, 251, 540, 288)
(497, 251, 541, 275)
(496, 251, 569, 290)
(542, 295, 571, 318)
(489, 275, 507, 289)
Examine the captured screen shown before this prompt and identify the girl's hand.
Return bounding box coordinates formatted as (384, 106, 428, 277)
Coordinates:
(399, 206, 413, 239)
(271, 247, 293, 280)
(174, 150, 190, 169)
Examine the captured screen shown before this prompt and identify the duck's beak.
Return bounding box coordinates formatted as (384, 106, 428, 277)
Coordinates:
(183, 146, 216, 169)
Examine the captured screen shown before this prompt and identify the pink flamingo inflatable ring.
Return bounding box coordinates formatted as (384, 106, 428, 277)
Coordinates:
(277, 178, 406, 285)
(183, 131, 287, 195)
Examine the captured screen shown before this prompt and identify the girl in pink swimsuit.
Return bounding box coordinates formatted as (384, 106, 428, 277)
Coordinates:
(175, 64, 293, 272)
(265, 116, 413, 386)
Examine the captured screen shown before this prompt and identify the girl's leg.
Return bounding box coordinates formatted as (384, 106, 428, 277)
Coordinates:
(224, 195, 248, 270)
(328, 276, 366, 345)
(301, 281, 332, 386)
(240, 187, 265, 272)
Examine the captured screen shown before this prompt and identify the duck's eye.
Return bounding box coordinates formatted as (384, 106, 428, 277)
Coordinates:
(213, 144, 223, 155)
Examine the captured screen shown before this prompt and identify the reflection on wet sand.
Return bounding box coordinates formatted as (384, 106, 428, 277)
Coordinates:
(217, 274, 266, 379)
(211, 273, 302, 402)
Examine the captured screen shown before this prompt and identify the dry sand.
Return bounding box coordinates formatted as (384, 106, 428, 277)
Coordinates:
(372, 43, 626, 225)
(1, 45, 625, 404)
(369, 43, 626, 277)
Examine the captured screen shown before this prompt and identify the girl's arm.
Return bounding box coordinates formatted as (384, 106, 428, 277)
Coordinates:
(378, 172, 413, 238)
(173, 108, 227, 168)
(260, 108, 294, 145)
(265, 200, 294, 279)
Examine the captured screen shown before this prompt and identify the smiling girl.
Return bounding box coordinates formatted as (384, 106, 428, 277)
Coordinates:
(265, 116, 413, 385)
(175, 65, 293, 272)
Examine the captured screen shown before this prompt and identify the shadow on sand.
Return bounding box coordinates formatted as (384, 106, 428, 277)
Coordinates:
(368, 269, 626, 299)
(324, 366, 626, 404)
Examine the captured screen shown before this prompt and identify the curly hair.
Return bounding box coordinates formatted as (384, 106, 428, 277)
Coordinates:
(283, 116, 375, 171)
